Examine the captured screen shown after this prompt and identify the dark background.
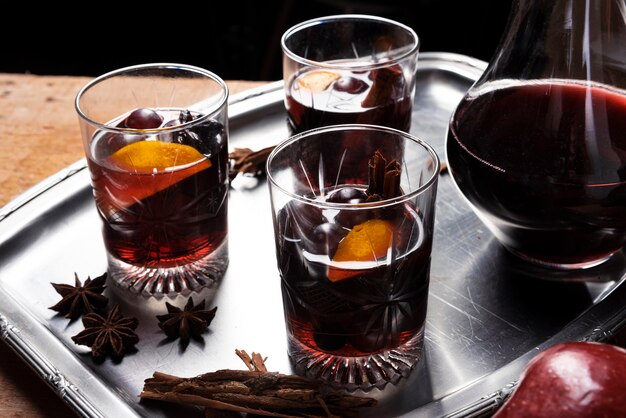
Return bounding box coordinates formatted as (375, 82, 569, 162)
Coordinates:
(3, 0, 513, 80)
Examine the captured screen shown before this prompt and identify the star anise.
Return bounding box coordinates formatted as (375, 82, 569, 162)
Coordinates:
(156, 297, 217, 342)
(71, 305, 139, 360)
(49, 272, 108, 319)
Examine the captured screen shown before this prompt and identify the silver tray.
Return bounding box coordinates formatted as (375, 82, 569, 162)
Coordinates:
(2, 52, 626, 418)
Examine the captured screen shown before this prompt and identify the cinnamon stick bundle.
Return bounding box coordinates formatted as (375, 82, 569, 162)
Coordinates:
(140, 351, 376, 418)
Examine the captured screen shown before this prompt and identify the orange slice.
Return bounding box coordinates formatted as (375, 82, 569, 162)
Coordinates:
(297, 70, 340, 93)
(328, 219, 394, 282)
(110, 141, 210, 172)
(105, 141, 211, 208)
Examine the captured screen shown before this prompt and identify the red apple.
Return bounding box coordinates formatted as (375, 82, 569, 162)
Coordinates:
(493, 341, 626, 418)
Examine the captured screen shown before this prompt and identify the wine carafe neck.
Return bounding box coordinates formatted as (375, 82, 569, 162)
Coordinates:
(480, 0, 626, 87)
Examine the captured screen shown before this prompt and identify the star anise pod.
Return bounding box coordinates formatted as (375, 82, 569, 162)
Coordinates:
(49, 272, 108, 319)
(72, 305, 139, 360)
(157, 297, 217, 342)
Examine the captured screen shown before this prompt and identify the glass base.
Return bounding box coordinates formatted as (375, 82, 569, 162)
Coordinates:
(107, 240, 228, 298)
(288, 327, 424, 392)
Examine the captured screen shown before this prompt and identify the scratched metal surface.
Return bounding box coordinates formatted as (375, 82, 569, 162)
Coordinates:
(1, 53, 626, 418)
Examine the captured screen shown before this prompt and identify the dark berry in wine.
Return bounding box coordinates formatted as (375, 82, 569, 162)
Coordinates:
(123, 108, 163, 129)
(333, 77, 368, 94)
(305, 222, 346, 256)
(327, 187, 368, 204)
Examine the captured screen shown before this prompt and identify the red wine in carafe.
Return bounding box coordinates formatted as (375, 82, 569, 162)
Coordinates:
(446, 80, 626, 267)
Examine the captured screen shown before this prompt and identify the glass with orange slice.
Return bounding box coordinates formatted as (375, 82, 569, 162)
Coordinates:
(281, 15, 419, 135)
(76, 64, 229, 297)
(267, 124, 439, 391)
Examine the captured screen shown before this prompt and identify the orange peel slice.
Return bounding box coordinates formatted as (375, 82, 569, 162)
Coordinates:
(105, 141, 211, 208)
(110, 141, 209, 172)
(297, 70, 340, 93)
(328, 219, 394, 282)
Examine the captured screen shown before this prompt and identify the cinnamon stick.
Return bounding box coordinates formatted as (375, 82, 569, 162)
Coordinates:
(383, 160, 402, 199)
(228, 145, 276, 180)
(235, 349, 268, 372)
(140, 351, 376, 418)
(361, 65, 403, 108)
(367, 150, 387, 197)
(367, 151, 403, 199)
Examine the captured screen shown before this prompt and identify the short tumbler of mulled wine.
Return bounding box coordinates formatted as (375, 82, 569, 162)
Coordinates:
(281, 15, 419, 134)
(267, 124, 439, 391)
(75, 64, 229, 297)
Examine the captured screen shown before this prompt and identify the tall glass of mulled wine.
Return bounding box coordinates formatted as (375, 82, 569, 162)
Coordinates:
(267, 124, 439, 391)
(281, 15, 419, 134)
(76, 64, 229, 297)
(446, 0, 626, 270)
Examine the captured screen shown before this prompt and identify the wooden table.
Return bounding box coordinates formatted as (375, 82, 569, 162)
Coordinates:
(0, 74, 266, 417)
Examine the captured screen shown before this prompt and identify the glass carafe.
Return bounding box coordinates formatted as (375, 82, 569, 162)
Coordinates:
(446, 0, 626, 269)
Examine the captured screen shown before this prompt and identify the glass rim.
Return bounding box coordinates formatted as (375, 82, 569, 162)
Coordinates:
(266, 124, 440, 209)
(281, 14, 420, 70)
(74, 62, 229, 134)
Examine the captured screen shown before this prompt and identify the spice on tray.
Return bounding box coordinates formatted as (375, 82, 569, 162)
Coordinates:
(235, 349, 268, 372)
(156, 297, 217, 342)
(140, 349, 376, 418)
(72, 305, 139, 360)
(228, 145, 275, 180)
(49, 272, 108, 320)
(366, 150, 402, 200)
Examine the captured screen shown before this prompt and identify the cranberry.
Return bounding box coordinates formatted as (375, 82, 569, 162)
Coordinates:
(333, 77, 368, 94)
(123, 108, 163, 129)
(280, 201, 325, 245)
(327, 187, 368, 204)
(304, 222, 346, 256)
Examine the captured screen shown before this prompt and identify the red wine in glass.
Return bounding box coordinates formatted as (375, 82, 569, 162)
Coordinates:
(88, 109, 228, 271)
(276, 185, 430, 358)
(285, 67, 413, 134)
